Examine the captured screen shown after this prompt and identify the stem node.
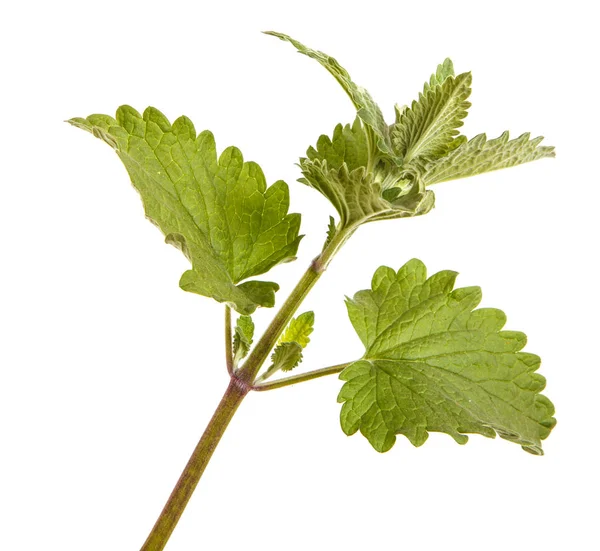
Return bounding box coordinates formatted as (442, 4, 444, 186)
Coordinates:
(310, 254, 326, 274)
(230, 370, 254, 394)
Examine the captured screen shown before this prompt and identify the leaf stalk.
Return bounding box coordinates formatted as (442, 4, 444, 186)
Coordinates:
(252, 362, 352, 391)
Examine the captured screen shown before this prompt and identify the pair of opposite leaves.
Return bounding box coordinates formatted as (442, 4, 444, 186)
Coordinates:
(69, 32, 556, 455)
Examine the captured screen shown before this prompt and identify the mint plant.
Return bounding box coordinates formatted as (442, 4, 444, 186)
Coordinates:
(69, 31, 556, 551)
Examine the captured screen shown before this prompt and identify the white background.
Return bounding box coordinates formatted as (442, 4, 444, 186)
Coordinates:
(1, 1, 598, 550)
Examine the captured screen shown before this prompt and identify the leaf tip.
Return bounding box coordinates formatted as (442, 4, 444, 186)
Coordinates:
(66, 117, 92, 132)
(262, 30, 285, 40)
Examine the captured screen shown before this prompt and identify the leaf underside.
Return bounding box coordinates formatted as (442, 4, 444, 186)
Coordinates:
(264, 31, 393, 156)
(271, 341, 304, 372)
(423, 58, 455, 93)
(339, 259, 556, 455)
(233, 315, 254, 362)
(392, 71, 472, 163)
(69, 107, 302, 314)
(419, 131, 556, 185)
(299, 119, 435, 228)
(267, 32, 554, 228)
(305, 117, 368, 173)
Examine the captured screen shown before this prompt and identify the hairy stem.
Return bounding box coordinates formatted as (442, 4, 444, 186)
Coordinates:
(139, 224, 354, 551)
(252, 362, 353, 391)
(139, 378, 249, 551)
(225, 306, 233, 375)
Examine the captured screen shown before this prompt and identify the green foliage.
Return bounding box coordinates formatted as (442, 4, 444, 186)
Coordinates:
(305, 117, 369, 173)
(270, 341, 304, 373)
(391, 71, 472, 163)
(338, 259, 556, 454)
(419, 131, 556, 185)
(233, 315, 254, 364)
(324, 215, 337, 247)
(264, 31, 393, 157)
(261, 311, 315, 379)
(267, 32, 553, 235)
(70, 33, 557, 550)
(279, 311, 315, 348)
(68, 107, 302, 315)
(299, 159, 434, 228)
(298, 118, 434, 229)
(423, 58, 455, 92)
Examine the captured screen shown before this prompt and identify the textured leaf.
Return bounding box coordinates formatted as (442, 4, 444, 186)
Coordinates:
(305, 117, 368, 172)
(299, 159, 435, 229)
(324, 215, 337, 247)
(338, 259, 556, 454)
(299, 118, 435, 228)
(270, 341, 304, 373)
(69, 107, 302, 314)
(393, 104, 407, 124)
(423, 58, 455, 92)
(299, 161, 385, 227)
(261, 311, 315, 379)
(266, 33, 553, 227)
(265, 31, 394, 156)
(420, 131, 556, 186)
(279, 311, 315, 348)
(233, 315, 254, 363)
(392, 72, 472, 163)
(236, 281, 280, 309)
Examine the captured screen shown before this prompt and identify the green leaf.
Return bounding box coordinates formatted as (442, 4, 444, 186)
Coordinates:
(279, 311, 315, 348)
(324, 215, 337, 248)
(392, 72, 472, 164)
(305, 117, 369, 173)
(299, 161, 386, 227)
(420, 131, 556, 186)
(261, 311, 315, 379)
(338, 259, 556, 455)
(236, 281, 280, 309)
(264, 31, 394, 157)
(393, 104, 407, 125)
(69, 107, 302, 315)
(299, 159, 435, 229)
(299, 117, 423, 228)
(423, 58, 455, 92)
(233, 315, 254, 363)
(270, 341, 304, 373)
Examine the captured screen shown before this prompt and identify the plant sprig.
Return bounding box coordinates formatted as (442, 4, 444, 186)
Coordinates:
(69, 31, 556, 551)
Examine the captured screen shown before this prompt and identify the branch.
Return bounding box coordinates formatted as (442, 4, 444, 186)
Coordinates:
(139, 379, 249, 551)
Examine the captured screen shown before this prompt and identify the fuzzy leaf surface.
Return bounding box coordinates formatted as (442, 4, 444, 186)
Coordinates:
(392, 72, 472, 163)
(271, 341, 304, 373)
(324, 215, 337, 247)
(338, 259, 556, 454)
(265, 31, 393, 156)
(420, 131, 556, 185)
(69, 107, 302, 314)
(299, 159, 435, 229)
(279, 311, 315, 348)
(423, 58, 455, 92)
(233, 315, 254, 362)
(305, 117, 368, 172)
